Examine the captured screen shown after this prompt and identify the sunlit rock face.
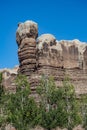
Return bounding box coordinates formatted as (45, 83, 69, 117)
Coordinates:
(37, 36, 87, 70)
(60, 39, 87, 69)
(16, 21, 38, 76)
(83, 46, 87, 70)
(1, 20, 87, 97)
(0, 66, 18, 92)
(15, 20, 87, 95)
(37, 34, 63, 68)
(1, 20, 87, 130)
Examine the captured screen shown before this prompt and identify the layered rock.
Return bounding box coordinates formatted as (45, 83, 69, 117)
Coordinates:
(37, 35, 87, 70)
(1, 20, 87, 96)
(0, 66, 18, 92)
(37, 34, 63, 68)
(1, 20, 87, 130)
(36, 34, 64, 86)
(16, 21, 38, 76)
(15, 20, 87, 95)
(60, 39, 87, 69)
(83, 46, 87, 70)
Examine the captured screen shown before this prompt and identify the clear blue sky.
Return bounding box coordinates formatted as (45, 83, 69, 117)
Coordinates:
(0, 0, 87, 68)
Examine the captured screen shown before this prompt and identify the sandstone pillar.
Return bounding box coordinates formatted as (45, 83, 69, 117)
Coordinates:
(16, 21, 38, 76)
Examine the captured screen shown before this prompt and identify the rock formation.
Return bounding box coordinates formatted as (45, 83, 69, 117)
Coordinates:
(0, 66, 18, 92)
(1, 20, 87, 96)
(16, 21, 38, 76)
(16, 20, 87, 95)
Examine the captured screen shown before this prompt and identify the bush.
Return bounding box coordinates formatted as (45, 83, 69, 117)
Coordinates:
(6, 75, 39, 130)
(37, 75, 81, 130)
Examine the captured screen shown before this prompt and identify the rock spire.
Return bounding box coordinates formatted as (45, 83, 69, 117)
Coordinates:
(16, 20, 38, 76)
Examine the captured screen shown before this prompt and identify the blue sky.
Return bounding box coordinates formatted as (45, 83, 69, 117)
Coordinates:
(0, 0, 87, 68)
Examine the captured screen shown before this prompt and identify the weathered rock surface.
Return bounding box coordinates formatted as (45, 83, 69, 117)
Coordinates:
(37, 34, 87, 95)
(1, 20, 87, 130)
(16, 20, 38, 45)
(1, 20, 87, 97)
(16, 21, 38, 76)
(0, 66, 18, 92)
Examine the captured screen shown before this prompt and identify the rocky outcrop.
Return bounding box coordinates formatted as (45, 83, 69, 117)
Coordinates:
(1, 20, 87, 96)
(37, 35, 87, 95)
(83, 46, 87, 70)
(0, 66, 18, 92)
(16, 20, 87, 96)
(60, 39, 87, 69)
(37, 34, 63, 68)
(1, 20, 87, 130)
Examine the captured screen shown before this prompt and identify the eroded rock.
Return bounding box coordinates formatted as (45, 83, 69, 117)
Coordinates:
(16, 20, 38, 45)
(16, 21, 38, 76)
(1, 20, 87, 97)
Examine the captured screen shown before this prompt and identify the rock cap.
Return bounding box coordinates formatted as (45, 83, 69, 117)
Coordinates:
(16, 20, 38, 45)
(37, 34, 56, 49)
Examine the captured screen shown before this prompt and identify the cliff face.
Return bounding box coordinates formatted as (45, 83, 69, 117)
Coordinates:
(1, 20, 87, 96)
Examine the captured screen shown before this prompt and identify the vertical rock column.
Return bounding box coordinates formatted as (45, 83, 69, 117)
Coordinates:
(16, 21, 38, 76)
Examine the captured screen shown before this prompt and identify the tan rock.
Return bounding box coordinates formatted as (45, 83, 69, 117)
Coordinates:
(16, 21, 38, 75)
(16, 20, 38, 45)
(1, 20, 87, 100)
